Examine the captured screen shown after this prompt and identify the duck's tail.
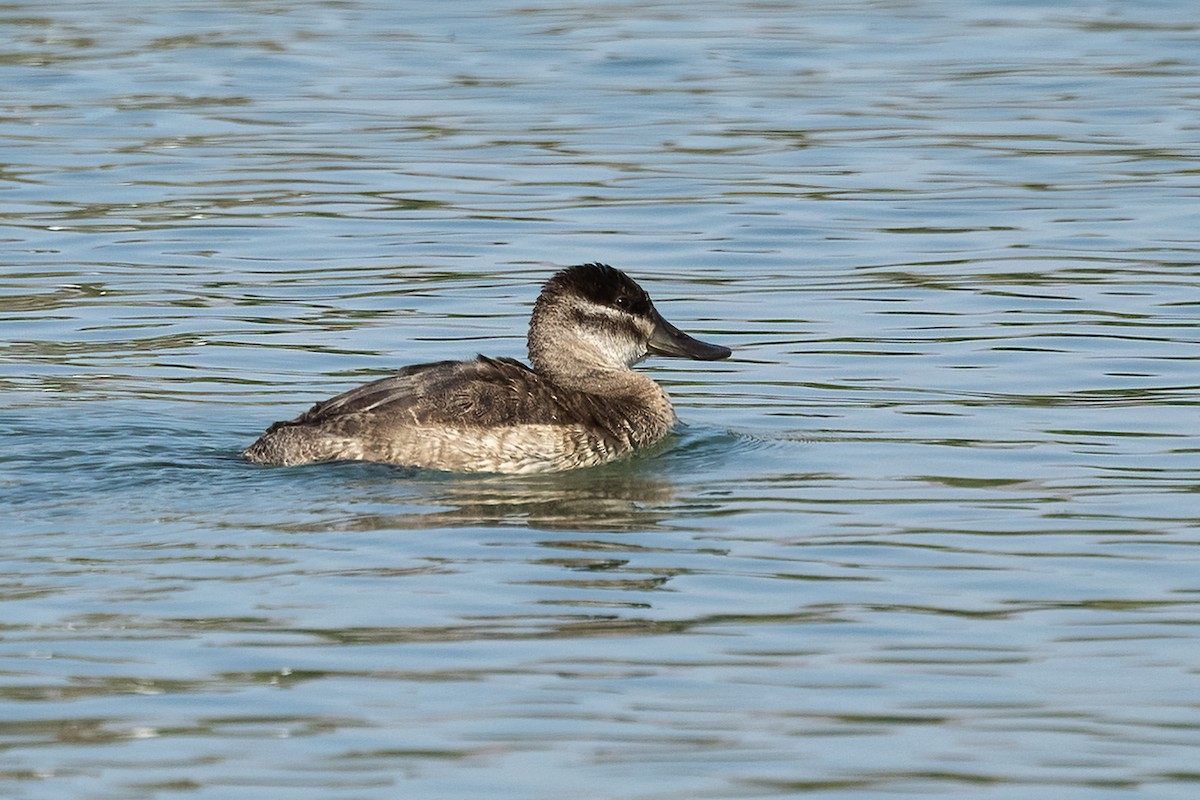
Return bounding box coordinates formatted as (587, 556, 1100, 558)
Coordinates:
(243, 422, 362, 467)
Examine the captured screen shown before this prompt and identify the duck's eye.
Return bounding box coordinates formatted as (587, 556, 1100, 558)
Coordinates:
(614, 296, 631, 311)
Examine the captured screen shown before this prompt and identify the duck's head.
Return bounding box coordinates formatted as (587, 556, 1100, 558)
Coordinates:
(528, 263, 731, 378)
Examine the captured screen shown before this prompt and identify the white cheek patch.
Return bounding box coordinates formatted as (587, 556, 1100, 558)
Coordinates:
(576, 308, 648, 367)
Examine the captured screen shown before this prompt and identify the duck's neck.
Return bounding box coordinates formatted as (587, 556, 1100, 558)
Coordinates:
(527, 312, 677, 444)
(531, 349, 644, 396)
(528, 307, 635, 387)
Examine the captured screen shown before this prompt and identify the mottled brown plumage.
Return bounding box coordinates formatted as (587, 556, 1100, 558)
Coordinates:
(244, 263, 730, 473)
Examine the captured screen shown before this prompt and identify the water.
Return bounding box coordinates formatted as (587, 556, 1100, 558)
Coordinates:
(3, 1, 1200, 797)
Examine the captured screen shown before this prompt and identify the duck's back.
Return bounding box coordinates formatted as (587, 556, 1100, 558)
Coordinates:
(243, 356, 672, 473)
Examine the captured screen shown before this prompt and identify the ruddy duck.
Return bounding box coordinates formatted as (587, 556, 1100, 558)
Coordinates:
(244, 263, 731, 473)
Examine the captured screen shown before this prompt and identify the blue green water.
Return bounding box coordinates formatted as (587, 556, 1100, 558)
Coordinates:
(3, 1, 1200, 798)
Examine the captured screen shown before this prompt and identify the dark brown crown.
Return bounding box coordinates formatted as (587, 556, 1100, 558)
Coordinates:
(542, 263, 653, 317)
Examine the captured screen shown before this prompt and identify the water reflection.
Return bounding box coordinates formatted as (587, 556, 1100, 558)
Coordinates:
(301, 462, 682, 534)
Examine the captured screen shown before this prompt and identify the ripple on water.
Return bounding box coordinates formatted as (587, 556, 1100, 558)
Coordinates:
(3, 1, 1200, 799)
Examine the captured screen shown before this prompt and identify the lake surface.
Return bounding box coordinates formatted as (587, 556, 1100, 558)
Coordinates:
(3, 1, 1200, 797)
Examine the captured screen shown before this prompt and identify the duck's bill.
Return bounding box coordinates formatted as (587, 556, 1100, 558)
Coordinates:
(647, 309, 732, 361)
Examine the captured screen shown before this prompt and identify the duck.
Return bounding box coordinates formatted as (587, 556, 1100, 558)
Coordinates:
(243, 263, 731, 474)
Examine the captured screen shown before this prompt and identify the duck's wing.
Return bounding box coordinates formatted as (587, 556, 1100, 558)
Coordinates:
(283, 356, 562, 429)
(287, 359, 461, 425)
